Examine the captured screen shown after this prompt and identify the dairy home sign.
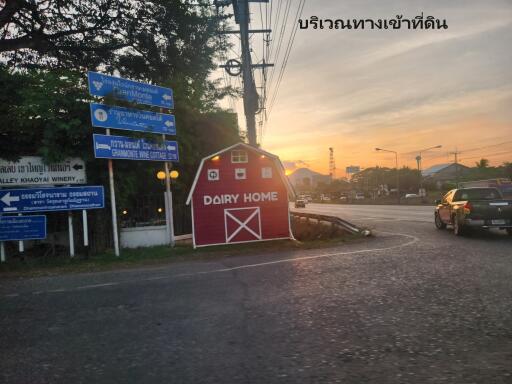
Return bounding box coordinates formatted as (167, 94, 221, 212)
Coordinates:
(186, 143, 295, 248)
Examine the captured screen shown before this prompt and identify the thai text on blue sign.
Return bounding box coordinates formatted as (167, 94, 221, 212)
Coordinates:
(0, 186, 105, 213)
(90, 103, 176, 135)
(88, 71, 174, 109)
(93, 134, 179, 162)
(0, 215, 47, 241)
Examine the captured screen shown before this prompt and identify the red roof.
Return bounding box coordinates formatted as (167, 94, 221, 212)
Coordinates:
(186, 142, 295, 205)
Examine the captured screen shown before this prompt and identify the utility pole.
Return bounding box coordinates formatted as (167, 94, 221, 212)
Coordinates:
(217, 0, 272, 146)
(329, 147, 336, 182)
(450, 149, 461, 187)
(376, 148, 400, 204)
(238, 0, 258, 146)
(414, 145, 442, 196)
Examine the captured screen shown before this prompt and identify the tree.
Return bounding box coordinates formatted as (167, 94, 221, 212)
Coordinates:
(0, 1, 241, 251)
(503, 162, 512, 179)
(475, 158, 489, 169)
(0, 0, 141, 68)
(351, 166, 421, 194)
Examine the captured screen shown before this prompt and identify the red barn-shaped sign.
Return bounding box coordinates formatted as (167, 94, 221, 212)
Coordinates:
(187, 143, 295, 248)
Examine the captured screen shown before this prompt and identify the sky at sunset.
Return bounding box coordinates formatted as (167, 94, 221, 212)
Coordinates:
(216, 0, 512, 175)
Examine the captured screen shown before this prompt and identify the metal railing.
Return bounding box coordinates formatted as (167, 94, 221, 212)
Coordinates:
(290, 211, 371, 237)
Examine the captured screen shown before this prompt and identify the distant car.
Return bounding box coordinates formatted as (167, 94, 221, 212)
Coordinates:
(405, 193, 419, 199)
(295, 199, 306, 208)
(305, 195, 313, 202)
(339, 196, 348, 202)
(354, 193, 365, 200)
(320, 196, 331, 202)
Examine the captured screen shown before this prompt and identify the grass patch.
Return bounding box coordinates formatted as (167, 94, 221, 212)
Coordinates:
(0, 220, 368, 278)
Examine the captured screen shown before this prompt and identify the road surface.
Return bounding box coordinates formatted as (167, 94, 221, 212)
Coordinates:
(1, 203, 511, 383)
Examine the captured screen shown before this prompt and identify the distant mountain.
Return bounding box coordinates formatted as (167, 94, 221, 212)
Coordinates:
(288, 167, 331, 187)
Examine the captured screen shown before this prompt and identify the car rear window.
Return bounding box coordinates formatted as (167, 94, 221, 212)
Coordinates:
(454, 188, 502, 201)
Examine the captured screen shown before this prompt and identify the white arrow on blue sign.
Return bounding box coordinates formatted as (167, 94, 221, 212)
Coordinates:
(0, 186, 105, 213)
(93, 134, 179, 162)
(88, 71, 174, 109)
(90, 103, 176, 135)
(0, 215, 47, 241)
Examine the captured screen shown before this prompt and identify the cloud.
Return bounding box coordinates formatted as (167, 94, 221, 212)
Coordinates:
(282, 160, 310, 171)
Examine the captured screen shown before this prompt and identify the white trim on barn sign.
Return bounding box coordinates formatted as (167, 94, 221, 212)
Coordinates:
(194, 237, 291, 249)
(186, 143, 295, 205)
(224, 207, 262, 243)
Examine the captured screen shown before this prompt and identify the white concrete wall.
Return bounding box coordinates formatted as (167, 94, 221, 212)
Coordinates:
(120, 226, 191, 248)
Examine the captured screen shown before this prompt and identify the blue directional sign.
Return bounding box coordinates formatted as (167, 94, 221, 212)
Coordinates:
(93, 134, 179, 162)
(88, 71, 174, 109)
(0, 215, 46, 241)
(90, 103, 176, 135)
(0, 186, 105, 213)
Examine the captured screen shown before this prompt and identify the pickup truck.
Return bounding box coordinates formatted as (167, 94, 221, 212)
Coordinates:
(434, 187, 512, 236)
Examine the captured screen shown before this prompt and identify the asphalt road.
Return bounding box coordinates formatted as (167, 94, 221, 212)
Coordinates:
(1, 203, 512, 384)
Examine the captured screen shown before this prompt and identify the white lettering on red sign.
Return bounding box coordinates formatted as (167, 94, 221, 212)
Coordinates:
(202, 192, 278, 206)
(243, 192, 278, 203)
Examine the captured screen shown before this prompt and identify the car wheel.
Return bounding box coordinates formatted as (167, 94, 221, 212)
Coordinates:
(435, 213, 446, 230)
(453, 217, 466, 236)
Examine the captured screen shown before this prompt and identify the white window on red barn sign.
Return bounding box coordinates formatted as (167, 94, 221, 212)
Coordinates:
(231, 150, 248, 163)
(207, 169, 220, 181)
(235, 168, 247, 180)
(262, 167, 272, 179)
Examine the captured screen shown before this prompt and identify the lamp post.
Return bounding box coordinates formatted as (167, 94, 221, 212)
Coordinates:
(376, 148, 400, 204)
(415, 145, 442, 196)
(157, 169, 179, 247)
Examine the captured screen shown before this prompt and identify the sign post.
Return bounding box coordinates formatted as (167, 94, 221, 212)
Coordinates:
(68, 211, 75, 257)
(88, 71, 177, 254)
(17, 213, 24, 254)
(106, 129, 120, 257)
(0, 215, 47, 240)
(93, 134, 179, 161)
(0, 186, 105, 213)
(90, 103, 176, 135)
(0, 157, 86, 187)
(88, 72, 174, 109)
(82, 210, 89, 247)
(164, 160, 175, 247)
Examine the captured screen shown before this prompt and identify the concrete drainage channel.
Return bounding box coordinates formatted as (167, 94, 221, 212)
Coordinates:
(290, 211, 372, 237)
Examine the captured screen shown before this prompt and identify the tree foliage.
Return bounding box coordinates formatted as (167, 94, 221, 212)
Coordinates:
(0, 0, 140, 68)
(0, 1, 241, 248)
(351, 166, 421, 193)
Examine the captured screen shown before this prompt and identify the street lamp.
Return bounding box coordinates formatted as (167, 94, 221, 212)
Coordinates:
(414, 145, 442, 196)
(156, 169, 180, 247)
(375, 148, 400, 203)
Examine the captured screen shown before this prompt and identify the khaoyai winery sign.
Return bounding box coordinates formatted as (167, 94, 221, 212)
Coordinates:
(0, 157, 86, 187)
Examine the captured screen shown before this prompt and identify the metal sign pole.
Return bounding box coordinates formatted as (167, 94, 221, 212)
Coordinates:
(0, 242, 5, 263)
(68, 211, 75, 257)
(107, 128, 120, 257)
(82, 210, 89, 247)
(17, 213, 24, 253)
(163, 142, 175, 248)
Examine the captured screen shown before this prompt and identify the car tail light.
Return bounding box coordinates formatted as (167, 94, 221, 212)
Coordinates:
(464, 202, 472, 213)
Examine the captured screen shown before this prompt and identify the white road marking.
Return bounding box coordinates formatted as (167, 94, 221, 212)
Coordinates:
(173, 232, 419, 278)
(3, 231, 419, 298)
(75, 282, 120, 290)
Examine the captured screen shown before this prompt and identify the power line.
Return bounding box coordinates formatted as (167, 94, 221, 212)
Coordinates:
(266, 0, 305, 118)
(459, 150, 512, 162)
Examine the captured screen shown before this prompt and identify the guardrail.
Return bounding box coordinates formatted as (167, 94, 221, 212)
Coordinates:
(290, 211, 371, 237)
